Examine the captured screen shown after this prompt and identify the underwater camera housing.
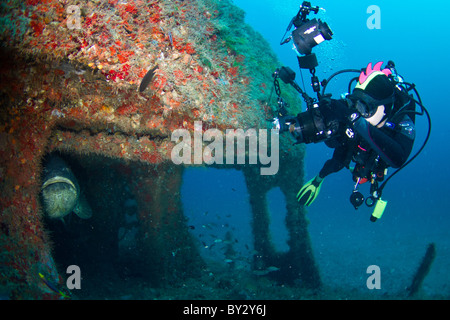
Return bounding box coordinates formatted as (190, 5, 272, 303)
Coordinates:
(287, 101, 335, 144)
(288, 2, 333, 144)
(291, 104, 335, 144)
(292, 15, 333, 56)
(273, 2, 336, 145)
(273, 66, 338, 145)
(281, 1, 333, 70)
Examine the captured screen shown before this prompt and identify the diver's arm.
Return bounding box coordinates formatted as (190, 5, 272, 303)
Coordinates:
(352, 116, 415, 168)
(318, 144, 349, 178)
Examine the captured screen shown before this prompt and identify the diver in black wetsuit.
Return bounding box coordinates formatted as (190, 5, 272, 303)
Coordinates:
(273, 3, 427, 220)
(286, 62, 416, 210)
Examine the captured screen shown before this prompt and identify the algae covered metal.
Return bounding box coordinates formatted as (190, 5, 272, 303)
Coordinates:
(0, 0, 318, 299)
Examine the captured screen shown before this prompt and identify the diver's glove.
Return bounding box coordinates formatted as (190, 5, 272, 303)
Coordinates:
(296, 175, 324, 206)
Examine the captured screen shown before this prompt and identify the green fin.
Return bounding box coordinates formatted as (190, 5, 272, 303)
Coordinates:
(297, 176, 323, 206)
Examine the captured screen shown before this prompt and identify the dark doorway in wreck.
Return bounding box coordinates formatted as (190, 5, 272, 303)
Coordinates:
(41, 152, 172, 298)
(41, 152, 318, 298)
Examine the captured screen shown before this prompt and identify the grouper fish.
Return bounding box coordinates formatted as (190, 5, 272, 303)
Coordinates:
(41, 154, 92, 220)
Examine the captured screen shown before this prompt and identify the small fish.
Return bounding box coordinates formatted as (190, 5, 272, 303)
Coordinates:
(224, 259, 233, 263)
(188, 225, 195, 230)
(214, 239, 222, 243)
(252, 270, 269, 276)
(252, 266, 280, 276)
(266, 266, 280, 272)
(39, 273, 70, 299)
(139, 65, 158, 93)
(202, 223, 213, 230)
(123, 25, 133, 34)
(168, 31, 174, 48)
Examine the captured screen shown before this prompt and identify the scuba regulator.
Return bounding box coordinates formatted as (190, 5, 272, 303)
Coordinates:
(271, 2, 432, 222)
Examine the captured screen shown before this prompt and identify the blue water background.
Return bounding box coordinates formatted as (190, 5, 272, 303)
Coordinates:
(182, 0, 450, 295)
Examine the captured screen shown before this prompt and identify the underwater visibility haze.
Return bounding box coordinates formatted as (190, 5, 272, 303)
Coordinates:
(0, 0, 449, 300)
(232, 0, 450, 298)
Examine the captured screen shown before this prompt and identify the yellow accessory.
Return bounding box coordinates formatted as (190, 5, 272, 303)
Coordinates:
(370, 198, 387, 222)
(296, 176, 323, 206)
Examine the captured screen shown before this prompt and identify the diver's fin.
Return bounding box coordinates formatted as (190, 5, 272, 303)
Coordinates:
(296, 176, 324, 206)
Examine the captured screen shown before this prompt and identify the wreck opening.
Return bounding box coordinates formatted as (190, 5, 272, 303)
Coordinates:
(0, 0, 323, 298)
(41, 152, 147, 290)
(181, 167, 254, 270)
(266, 187, 289, 253)
(41, 151, 203, 296)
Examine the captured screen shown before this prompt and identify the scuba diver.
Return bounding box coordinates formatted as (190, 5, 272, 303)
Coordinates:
(290, 61, 416, 208)
(272, 2, 430, 221)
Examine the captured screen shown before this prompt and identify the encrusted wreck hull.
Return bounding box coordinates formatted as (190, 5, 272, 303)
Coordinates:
(0, 0, 319, 299)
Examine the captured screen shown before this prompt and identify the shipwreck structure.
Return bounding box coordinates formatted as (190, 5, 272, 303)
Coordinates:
(0, 0, 320, 298)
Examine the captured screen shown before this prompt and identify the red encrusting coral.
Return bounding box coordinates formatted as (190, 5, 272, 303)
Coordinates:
(0, 0, 309, 299)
